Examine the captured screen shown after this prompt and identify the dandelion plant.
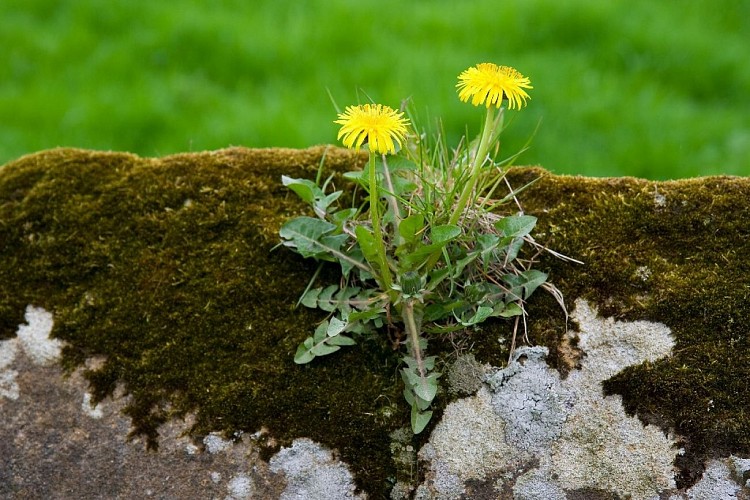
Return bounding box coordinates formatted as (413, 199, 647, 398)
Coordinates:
(279, 63, 567, 434)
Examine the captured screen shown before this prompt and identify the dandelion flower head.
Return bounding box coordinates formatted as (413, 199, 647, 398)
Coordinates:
(335, 104, 410, 155)
(456, 63, 533, 110)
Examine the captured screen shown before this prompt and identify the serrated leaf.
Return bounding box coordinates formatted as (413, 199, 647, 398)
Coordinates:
(317, 285, 339, 312)
(504, 270, 548, 301)
(279, 217, 336, 257)
(282, 176, 319, 205)
(315, 190, 343, 215)
(426, 267, 451, 292)
(495, 215, 537, 239)
(461, 305, 494, 326)
(414, 393, 432, 411)
(300, 287, 322, 309)
(502, 237, 525, 264)
(311, 343, 340, 356)
(413, 378, 438, 403)
(476, 233, 500, 252)
(331, 208, 357, 227)
(328, 334, 356, 346)
(294, 340, 316, 364)
(313, 322, 328, 341)
(452, 250, 480, 279)
(423, 356, 437, 371)
(348, 307, 386, 323)
(280, 217, 370, 273)
(335, 286, 361, 302)
(402, 356, 418, 369)
(403, 388, 415, 406)
(423, 302, 449, 322)
(402, 367, 421, 387)
(411, 407, 433, 434)
(354, 225, 380, 268)
(326, 316, 347, 337)
(497, 302, 523, 318)
(320, 233, 349, 253)
(398, 213, 425, 244)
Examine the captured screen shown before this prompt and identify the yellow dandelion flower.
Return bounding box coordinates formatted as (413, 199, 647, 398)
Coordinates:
(334, 104, 410, 155)
(456, 63, 533, 110)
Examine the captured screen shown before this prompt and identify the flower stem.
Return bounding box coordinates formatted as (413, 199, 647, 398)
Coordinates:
(422, 107, 499, 275)
(449, 106, 497, 227)
(368, 153, 394, 293)
(404, 299, 427, 384)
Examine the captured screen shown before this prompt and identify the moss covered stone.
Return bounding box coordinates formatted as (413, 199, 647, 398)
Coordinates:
(1, 147, 749, 496)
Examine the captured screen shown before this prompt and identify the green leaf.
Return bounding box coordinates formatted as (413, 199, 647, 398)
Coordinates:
(403, 388, 415, 406)
(342, 169, 367, 187)
(326, 316, 347, 336)
(411, 407, 433, 434)
(398, 213, 425, 244)
(401, 367, 421, 387)
(320, 233, 349, 256)
(279, 217, 336, 258)
(300, 287, 321, 309)
(282, 176, 319, 205)
(294, 340, 316, 364)
(425, 268, 451, 291)
(476, 233, 500, 252)
(281, 176, 343, 216)
(423, 356, 437, 371)
(316, 190, 342, 215)
(412, 377, 438, 403)
(311, 342, 340, 356)
(348, 307, 386, 323)
(460, 305, 494, 326)
(497, 302, 523, 318)
(354, 225, 381, 268)
(476, 234, 500, 269)
(328, 334, 356, 346)
(502, 237, 525, 264)
(294, 317, 357, 364)
(317, 285, 338, 312)
(495, 215, 537, 239)
(339, 245, 366, 279)
(452, 251, 480, 279)
(331, 208, 357, 228)
(430, 224, 462, 244)
(414, 393, 432, 411)
(504, 270, 548, 301)
(313, 321, 328, 341)
(281, 217, 371, 273)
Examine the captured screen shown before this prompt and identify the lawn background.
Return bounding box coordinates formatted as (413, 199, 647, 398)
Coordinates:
(1, 0, 748, 179)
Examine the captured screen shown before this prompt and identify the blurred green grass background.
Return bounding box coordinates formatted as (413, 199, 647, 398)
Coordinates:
(1, 0, 748, 179)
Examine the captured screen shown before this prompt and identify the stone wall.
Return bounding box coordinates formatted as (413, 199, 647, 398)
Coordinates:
(1, 147, 749, 498)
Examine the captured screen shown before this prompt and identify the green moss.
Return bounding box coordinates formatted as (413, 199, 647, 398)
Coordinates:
(1, 148, 749, 495)
(0, 147, 406, 494)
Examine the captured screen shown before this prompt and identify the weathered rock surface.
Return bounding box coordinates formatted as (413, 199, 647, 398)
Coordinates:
(1, 148, 749, 498)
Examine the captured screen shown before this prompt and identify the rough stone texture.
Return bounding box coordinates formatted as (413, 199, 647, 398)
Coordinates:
(3, 147, 750, 499)
(0, 306, 359, 499)
(413, 299, 749, 499)
(4, 299, 745, 498)
(269, 439, 363, 499)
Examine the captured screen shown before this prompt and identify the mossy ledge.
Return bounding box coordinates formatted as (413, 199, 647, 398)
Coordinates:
(1, 146, 749, 495)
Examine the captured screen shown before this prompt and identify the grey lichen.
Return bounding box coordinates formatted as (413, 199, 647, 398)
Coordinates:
(269, 438, 363, 500)
(417, 299, 679, 500)
(487, 346, 573, 454)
